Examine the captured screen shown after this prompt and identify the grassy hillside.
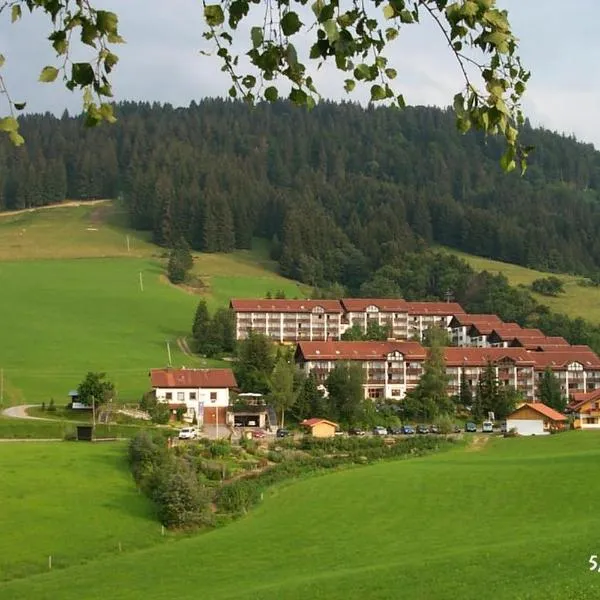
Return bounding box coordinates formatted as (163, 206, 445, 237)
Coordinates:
(443, 248, 600, 324)
(0, 203, 306, 405)
(0, 442, 170, 582)
(1, 432, 598, 599)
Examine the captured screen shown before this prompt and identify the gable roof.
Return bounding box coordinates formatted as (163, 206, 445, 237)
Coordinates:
(340, 298, 408, 312)
(568, 389, 600, 411)
(301, 418, 339, 428)
(229, 298, 343, 313)
(295, 341, 427, 362)
(449, 314, 503, 328)
(529, 348, 600, 370)
(508, 402, 567, 422)
(443, 347, 535, 367)
(150, 368, 237, 389)
(406, 302, 465, 316)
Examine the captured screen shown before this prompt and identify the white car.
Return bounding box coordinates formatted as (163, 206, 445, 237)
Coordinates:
(178, 427, 197, 440)
(372, 426, 388, 436)
(482, 421, 494, 433)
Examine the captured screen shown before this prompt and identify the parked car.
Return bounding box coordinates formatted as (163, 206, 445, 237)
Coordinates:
(348, 427, 366, 436)
(482, 421, 494, 433)
(401, 425, 415, 435)
(252, 429, 266, 439)
(387, 426, 403, 435)
(416, 424, 429, 434)
(276, 428, 290, 438)
(428, 424, 439, 434)
(334, 429, 345, 436)
(372, 426, 388, 436)
(178, 427, 197, 440)
(465, 422, 477, 433)
(454, 425, 462, 433)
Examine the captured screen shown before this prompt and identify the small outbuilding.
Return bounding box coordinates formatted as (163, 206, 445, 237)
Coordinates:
(300, 418, 339, 438)
(505, 402, 567, 436)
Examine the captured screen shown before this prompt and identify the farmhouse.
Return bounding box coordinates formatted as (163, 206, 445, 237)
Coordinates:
(567, 389, 600, 430)
(150, 368, 236, 425)
(506, 403, 567, 436)
(300, 418, 339, 438)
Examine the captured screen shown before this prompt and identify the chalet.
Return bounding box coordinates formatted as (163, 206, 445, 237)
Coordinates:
(295, 340, 427, 400)
(340, 298, 409, 339)
(230, 299, 344, 342)
(150, 368, 236, 425)
(567, 389, 600, 430)
(300, 418, 339, 438)
(505, 402, 567, 436)
(448, 314, 503, 347)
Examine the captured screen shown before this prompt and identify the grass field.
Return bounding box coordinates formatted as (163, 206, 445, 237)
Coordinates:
(443, 248, 600, 324)
(1, 432, 599, 599)
(0, 203, 306, 405)
(0, 442, 171, 582)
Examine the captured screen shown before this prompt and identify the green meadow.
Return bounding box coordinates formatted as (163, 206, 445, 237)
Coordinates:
(1, 432, 599, 598)
(0, 203, 305, 405)
(444, 247, 600, 324)
(0, 442, 169, 582)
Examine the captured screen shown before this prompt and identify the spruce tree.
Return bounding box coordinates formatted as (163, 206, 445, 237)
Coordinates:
(538, 367, 566, 411)
(192, 300, 211, 355)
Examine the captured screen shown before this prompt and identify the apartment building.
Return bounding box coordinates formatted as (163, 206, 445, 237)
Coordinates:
(294, 340, 427, 400)
(230, 299, 344, 342)
(533, 347, 600, 396)
(340, 298, 409, 339)
(448, 314, 504, 346)
(406, 302, 465, 341)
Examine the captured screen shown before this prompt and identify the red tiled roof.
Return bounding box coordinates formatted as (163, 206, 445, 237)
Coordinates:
(443, 347, 535, 367)
(230, 298, 343, 313)
(150, 368, 237, 389)
(301, 418, 339, 428)
(340, 298, 408, 312)
(568, 389, 600, 411)
(488, 324, 523, 339)
(296, 341, 427, 361)
(449, 314, 503, 328)
(468, 321, 507, 336)
(530, 348, 600, 370)
(406, 302, 465, 315)
(509, 402, 567, 422)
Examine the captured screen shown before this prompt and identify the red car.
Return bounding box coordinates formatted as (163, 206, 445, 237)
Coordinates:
(252, 429, 266, 439)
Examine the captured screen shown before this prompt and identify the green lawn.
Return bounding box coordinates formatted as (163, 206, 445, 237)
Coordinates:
(1, 432, 599, 599)
(0, 442, 171, 582)
(443, 247, 600, 324)
(0, 203, 307, 406)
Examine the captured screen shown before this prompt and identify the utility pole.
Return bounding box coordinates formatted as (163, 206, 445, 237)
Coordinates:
(126, 235, 130, 252)
(166, 341, 172, 367)
(92, 396, 96, 428)
(0, 368, 3, 404)
(139, 271, 144, 292)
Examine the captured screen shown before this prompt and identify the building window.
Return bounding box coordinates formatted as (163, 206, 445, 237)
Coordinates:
(166, 392, 172, 400)
(177, 391, 185, 402)
(210, 392, 217, 401)
(391, 389, 402, 397)
(189, 392, 197, 400)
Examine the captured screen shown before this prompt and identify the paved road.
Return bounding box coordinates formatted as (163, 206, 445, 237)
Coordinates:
(1, 404, 53, 420)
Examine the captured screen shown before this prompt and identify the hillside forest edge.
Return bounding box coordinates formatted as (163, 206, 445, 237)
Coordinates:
(4, 100, 600, 352)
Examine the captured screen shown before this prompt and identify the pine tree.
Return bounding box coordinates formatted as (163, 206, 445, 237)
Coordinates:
(458, 372, 473, 408)
(192, 300, 211, 355)
(538, 367, 566, 412)
(475, 361, 500, 420)
(167, 250, 186, 284)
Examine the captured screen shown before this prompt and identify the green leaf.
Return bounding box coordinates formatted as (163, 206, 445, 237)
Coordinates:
(281, 12, 302, 36)
(370, 84, 386, 101)
(399, 9, 413, 23)
(383, 4, 395, 19)
(289, 87, 308, 105)
(251, 27, 263, 48)
(500, 151, 516, 172)
(0, 117, 18, 132)
(397, 94, 406, 109)
(344, 79, 356, 92)
(204, 5, 225, 27)
(8, 130, 24, 146)
(99, 103, 117, 124)
(385, 28, 398, 41)
(11, 4, 21, 23)
(453, 92, 465, 116)
(264, 86, 278, 101)
(0, 55, 4, 68)
(71, 63, 95, 86)
(242, 75, 256, 89)
(96, 10, 119, 34)
(14, 102, 26, 111)
(385, 68, 397, 80)
(323, 19, 339, 42)
(39, 66, 59, 83)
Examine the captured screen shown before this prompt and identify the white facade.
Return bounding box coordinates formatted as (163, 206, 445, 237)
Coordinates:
(506, 419, 547, 436)
(154, 386, 230, 423)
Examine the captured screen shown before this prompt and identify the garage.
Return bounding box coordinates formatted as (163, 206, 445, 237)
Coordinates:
(232, 411, 267, 428)
(203, 406, 227, 425)
(505, 402, 567, 436)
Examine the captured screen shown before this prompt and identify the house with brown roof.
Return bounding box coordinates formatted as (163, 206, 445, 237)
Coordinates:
(230, 298, 344, 343)
(505, 402, 567, 436)
(567, 389, 600, 430)
(300, 418, 339, 438)
(448, 314, 503, 346)
(406, 301, 465, 341)
(150, 368, 237, 425)
(340, 298, 409, 339)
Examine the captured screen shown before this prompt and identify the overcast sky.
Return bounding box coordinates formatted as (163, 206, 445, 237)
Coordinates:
(0, 0, 598, 148)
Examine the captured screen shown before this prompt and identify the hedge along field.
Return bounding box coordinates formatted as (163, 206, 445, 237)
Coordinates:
(2, 432, 599, 599)
(0, 442, 172, 582)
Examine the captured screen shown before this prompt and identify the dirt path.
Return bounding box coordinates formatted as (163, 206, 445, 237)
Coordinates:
(0, 199, 110, 219)
(466, 435, 491, 452)
(177, 336, 194, 358)
(1, 404, 55, 421)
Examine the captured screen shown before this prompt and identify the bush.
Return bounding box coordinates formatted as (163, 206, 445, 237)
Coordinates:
(199, 460, 230, 481)
(216, 479, 262, 514)
(47, 398, 56, 412)
(63, 428, 77, 441)
(434, 414, 455, 434)
(208, 440, 231, 458)
(128, 431, 168, 487)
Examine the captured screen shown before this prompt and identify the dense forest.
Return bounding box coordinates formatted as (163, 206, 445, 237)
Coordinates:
(3, 100, 600, 287)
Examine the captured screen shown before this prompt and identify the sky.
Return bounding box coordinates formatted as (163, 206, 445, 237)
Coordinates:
(0, 0, 599, 148)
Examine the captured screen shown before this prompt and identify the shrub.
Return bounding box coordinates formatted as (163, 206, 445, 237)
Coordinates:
(151, 403, 171, 425)
(128, 431, 168, 486)
(63, 428, 77, 441)
(41, 401, 46, 411)
(434, 414, 455, 434)
(199, 460, 231, 481)
(47, 398, 56, 412)
(216, 479, 262, 514)
(208, 440, 231, 458)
